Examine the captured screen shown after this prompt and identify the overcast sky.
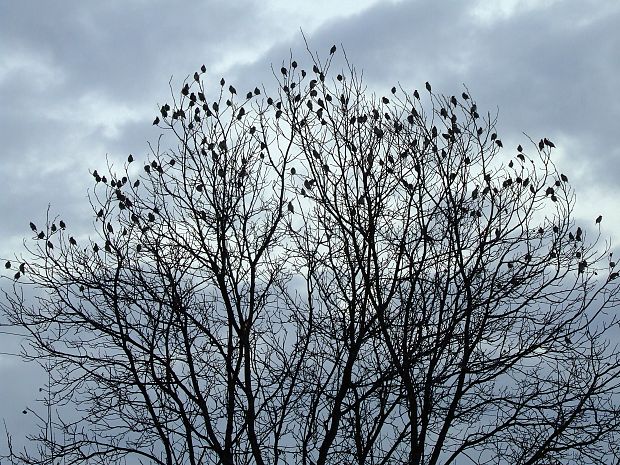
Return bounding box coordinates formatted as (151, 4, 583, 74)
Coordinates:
(1, 0, 619, 456)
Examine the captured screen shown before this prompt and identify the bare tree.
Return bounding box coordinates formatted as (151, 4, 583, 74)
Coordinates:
(3, 46, 620, 465)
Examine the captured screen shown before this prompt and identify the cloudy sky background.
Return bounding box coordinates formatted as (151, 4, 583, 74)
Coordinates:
(1, 0, 619, 454)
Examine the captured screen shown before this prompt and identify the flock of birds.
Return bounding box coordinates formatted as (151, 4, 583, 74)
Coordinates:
(4, 45, 617, 286)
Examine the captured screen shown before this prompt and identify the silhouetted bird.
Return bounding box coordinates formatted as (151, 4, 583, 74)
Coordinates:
(575, 227, 583, 241)
(288, 202, 294, 213)
(560, 173, 568, 182)
(425, 82, 431, 92)
(229, 85, 236, 95)
(413, 90, 420, 99)
(330, 45, 337, 54)
(382, 96, 389, 104)
(107, 223, 114, 233)
(578, 260, 587, 274)
(596, 215, 602, 224)
(69, 237, 77, 246)
(609, 272, 619, 281)
(450, 95, 457, 106)
(153, 117, 160, 125)
(281, 67, 287, 75)
(462, 92, 469, 100)
(220, 78, 225, 86)
(4, 261, 10, 269)
(19, 263, 25, 273)
(59, 220, 66, 229)
(291, 167, 296, 175)
(47, 241, 53, 250)
(201, 64, 206, 73)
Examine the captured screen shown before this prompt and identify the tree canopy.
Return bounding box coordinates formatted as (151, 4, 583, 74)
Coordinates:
(3, 46, 620, 465)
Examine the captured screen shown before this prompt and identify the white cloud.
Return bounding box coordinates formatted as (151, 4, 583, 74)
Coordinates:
(0, 46, 65, 90)
(470, 0, 563, 24)
(46, 90, 146, 141)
